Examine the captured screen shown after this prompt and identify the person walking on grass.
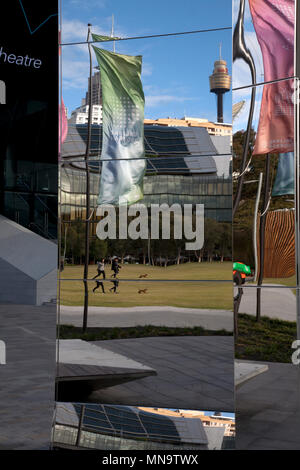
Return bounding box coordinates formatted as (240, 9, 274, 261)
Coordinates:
(93, 280, 105, 294)
(93, 258, 106, 280)
(111, 257, 121, 278)
(109, 278, 119, 293)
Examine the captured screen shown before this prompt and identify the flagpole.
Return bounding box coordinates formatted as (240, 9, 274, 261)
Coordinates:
(256, 154, 270, 322)
(253, 172, 263, 282)
(82, 23, 93, 333)
(232, 0, 256, 218)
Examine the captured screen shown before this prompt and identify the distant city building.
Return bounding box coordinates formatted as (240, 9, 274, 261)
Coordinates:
(74, 68, 231, 136)
(70, 104, 102, 125)
(139, 408, 235, 437)
(199, 413, 235, 437)
(69, 111, 232, 136)
(84, 70, 102, 106)
(70, 70, 103, 125)
(144, 117, 232, 139)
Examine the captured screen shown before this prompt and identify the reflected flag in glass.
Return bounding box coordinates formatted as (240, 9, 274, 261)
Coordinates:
(249, 0, 295, 155)
(59, 98, 68, 155)
(272, 152, 294, 196)
(92, 44, 146, 206)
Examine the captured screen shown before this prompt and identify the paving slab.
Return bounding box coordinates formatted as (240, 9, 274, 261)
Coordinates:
(235, 360, 269, 387)
(58, 339, 155, 371)
(57, 363, 157, 402)
(57, 339, 157, 400)
(236, 361, 300, 450)
(60, 305, 233, 331)
(0, 304, 56, 450)
(73, 336, 235, 412)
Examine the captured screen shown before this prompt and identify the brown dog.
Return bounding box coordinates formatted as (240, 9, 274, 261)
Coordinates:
(138, 289, 148, 294)
(139, 274, 148, 278)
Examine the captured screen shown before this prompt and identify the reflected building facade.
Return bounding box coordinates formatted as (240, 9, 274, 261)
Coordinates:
(60, 122, 232, 235)
(53, 403, 233, 450)
(0, 101, 58, 240)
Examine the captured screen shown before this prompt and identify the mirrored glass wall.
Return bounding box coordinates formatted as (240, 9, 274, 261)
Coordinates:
(233, 0, 300, 450)
(55, 0, 235, 451)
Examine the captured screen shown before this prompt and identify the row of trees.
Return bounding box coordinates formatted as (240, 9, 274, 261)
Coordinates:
(61, 218, 232, 266)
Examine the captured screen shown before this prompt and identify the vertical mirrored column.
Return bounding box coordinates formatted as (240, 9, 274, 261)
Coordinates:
(55, 0, 235, 451)
(233, 0, 300, 450)
(0, 3, 58, 449)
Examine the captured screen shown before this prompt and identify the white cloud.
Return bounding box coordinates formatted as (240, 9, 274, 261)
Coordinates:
(62, 58, 90, 90)
(64, 0, 107, 11)
(61, 19, 86, 42)
(61, 18, 110, 43)
(141, 62, 153, 77)
(145, 95, 193, 108)
(61, 18, 108, 96)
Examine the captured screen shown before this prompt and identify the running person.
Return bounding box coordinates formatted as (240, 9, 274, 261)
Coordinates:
(109, 278, 119, 293)
(93, 280, 105, 294)
(93, 258, 106, 279)
(111, 257, 121, 278)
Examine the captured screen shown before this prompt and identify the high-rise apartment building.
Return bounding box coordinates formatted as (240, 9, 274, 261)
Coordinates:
(84, 70, 102, 106)
(70, 104, 102, 125)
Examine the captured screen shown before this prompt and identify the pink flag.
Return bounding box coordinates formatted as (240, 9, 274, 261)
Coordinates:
(59, 98, 68, 156)
(249, 0, 295, 155)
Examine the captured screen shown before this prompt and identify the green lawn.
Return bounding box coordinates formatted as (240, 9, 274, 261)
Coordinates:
(248, 275, 296, 287)
(60, 262, 232, 309)
(61, 261, 232, 280)
(236, 314, 297, 363)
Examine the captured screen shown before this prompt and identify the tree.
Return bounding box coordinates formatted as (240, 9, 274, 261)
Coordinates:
(89, 237, 107, 263)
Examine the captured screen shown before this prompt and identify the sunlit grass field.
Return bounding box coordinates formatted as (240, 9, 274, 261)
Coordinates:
(60, 262, 232, 309)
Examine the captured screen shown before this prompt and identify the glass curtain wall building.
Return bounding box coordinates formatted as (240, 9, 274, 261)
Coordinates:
(56, 1, 234, 449)
(53, 403, 232, 450)
(0, 102, 58, 240)
(61, 123, 232, 231)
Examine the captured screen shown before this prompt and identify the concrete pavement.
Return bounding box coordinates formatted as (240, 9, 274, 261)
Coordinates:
(60, 305, 233, 331)
(80, 336, 235, 412)
(58, 338, 155, 371)
(235, 361, 269, 387)
(236, 285, 296, 322)
(0, 304, 56, 450)
(236, 360, 300, 449)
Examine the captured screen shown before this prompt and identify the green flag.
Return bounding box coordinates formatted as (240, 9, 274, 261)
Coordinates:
(92, 33, 121, 42)
(92, 46, 146, 206)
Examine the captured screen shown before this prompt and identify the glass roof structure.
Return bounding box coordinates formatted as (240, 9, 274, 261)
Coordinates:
(61, 124, 231, 177)
(55, 403, 209, 446)
(60, 122, 232, 223)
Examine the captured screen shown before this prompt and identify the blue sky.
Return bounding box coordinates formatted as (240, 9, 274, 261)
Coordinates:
(232, 0, 264, 132)
(204, 411, 235, 418)
(61, 0, 232, 122)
